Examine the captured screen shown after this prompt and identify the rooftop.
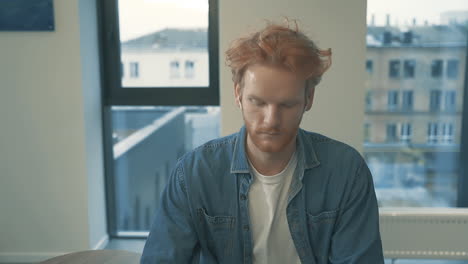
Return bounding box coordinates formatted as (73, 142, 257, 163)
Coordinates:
(121, 28, 208, 52)
(367, 24, 467, 47)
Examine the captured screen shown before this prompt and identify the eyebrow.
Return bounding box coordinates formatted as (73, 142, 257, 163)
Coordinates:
(247, 95, 300, 105)
(247, 95, 264, 101)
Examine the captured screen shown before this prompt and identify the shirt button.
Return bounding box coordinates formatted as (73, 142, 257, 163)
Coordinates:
(243, 224, 249, 231)
(240, 194, 247, 200)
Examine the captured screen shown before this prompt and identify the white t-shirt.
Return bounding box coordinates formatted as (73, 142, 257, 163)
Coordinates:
(248, 152, 301, 264)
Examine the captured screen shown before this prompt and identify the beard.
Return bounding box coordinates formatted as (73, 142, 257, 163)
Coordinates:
(242, 116, 300, 154)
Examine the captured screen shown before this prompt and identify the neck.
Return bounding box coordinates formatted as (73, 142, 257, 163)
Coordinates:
(246, 135, 296, 176)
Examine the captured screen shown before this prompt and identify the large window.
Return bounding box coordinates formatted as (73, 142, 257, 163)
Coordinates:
(100, 0, 219, 237)
(366, 2, 468, 261)
(365, 1, 467, 209)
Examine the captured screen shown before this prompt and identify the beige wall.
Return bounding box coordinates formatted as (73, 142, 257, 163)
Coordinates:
(0, 0, 366, 262)
(219, 0, 367, 152)
(0, 0, 107, 262)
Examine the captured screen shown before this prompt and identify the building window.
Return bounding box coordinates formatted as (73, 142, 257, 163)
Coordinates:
(389, 60, 400, 78)
(441, 123, 454, 143)
(403, 60, 415, 78)
(431, 59, 443, 78)
(364, 123, 371, 143)
(121, 62, 124, 78)
(366, 60, 373, 74)
(427, 122, 438, 144)
(402, 90, 413, 111)
(386, 123, 398, 142)
(130, 62, 139, 78)
(365, 90, 372, 111)
(185, 60, 195, 79)
(445, 90, 456, 112)
(430, 90, 441, 111)
(388, 90, 399, 111)
(447, 59, 459, 79)
(170, 61, 180, 79)
(400, 123, 412, 143)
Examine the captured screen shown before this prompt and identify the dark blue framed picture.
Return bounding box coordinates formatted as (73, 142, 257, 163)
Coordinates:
(0, 0, 55, 31)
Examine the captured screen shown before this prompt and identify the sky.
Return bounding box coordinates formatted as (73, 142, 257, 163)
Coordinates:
(118, 0, 468, 41)
(367, 0, 468, 26)
(118, 0, 208, 41)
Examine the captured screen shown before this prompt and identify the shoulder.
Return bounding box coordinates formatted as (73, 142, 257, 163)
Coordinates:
(175, 132, 238, 170)
(300, 129, 365, 168)
(301, 130, 362, 157)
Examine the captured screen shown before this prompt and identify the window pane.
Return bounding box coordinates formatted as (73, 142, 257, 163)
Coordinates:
(118, 0, 209, 88)
(366, 59, 374, 73)
(365, 1, 466, 207)
(402, 90, 414, 111)
(389, 60, 401, 78)
(111, 106, 220, 231)
(403, 60, 416, 78)
(447, 59, 459, 79)
(388, 90, 399, 111)
(430, 90, 442, 111)
(431, 60, 443, 78)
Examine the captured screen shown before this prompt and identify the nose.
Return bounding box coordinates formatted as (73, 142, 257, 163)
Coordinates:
(263, 105, 281, 129)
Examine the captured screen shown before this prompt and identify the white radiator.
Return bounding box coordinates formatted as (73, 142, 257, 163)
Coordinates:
(380, 208, 468, 259)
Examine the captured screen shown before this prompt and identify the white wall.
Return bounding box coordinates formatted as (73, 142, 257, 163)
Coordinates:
(78, 0, 108, 253)
(219, 0, 367, 152)
(0, 0, 107, 262)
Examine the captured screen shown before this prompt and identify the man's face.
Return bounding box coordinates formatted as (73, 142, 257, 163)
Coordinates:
(235, 64, 314, 153)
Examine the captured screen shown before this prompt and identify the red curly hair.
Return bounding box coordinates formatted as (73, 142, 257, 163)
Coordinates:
(225, 20, 331, 87)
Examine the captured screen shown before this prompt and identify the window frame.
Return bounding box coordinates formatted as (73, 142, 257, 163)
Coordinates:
(99, 0, 219, 106)
(97, 0, 219, 238)
(459, 40, 468, 207)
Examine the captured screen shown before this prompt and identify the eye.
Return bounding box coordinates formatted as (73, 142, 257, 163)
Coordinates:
(249, 98, 264, 106)
(281, 102, 297, 108)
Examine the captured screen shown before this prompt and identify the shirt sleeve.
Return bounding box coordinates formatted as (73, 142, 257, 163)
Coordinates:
(140, 162, 199, 263)
(328, 159, 385, 264)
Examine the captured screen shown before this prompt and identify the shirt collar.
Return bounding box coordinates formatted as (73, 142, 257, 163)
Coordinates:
(230, 126, 320, 174)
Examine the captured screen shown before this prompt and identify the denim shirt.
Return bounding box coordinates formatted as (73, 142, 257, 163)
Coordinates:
(141, 127, 384, 264)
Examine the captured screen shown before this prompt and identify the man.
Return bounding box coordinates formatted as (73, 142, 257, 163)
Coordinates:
(141, 22, 384, 263)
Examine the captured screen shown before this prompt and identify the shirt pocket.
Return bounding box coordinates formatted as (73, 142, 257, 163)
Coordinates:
(306, 209, 338, 263)
(196, 207, 236, 260)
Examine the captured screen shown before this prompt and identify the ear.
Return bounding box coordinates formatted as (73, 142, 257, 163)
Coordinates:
(234, 83, 242, 108)
(304, 86, 315, 112)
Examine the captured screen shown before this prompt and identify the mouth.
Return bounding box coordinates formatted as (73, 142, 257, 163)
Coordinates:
(259, 132, 280, 136)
